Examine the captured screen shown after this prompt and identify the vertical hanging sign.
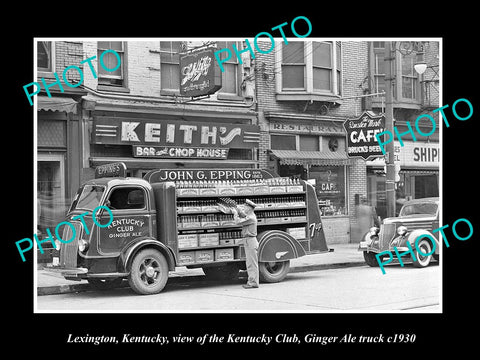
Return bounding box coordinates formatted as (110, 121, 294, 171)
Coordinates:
(179, 48, 222, 97)
(344, 111, 385, 160)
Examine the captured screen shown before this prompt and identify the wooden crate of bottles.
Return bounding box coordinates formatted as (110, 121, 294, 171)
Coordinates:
(175, 177, 307, 264)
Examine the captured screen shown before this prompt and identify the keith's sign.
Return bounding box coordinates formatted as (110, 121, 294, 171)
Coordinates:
(93, 118, 260, 149)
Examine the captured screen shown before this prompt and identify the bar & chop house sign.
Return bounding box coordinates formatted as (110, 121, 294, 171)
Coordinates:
(344, 111, 385, 160)
(93, 117, 260, 160)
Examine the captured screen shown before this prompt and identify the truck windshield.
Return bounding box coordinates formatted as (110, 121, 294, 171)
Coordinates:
(71, 185, 106, 211)
(400, 202, 437, 216)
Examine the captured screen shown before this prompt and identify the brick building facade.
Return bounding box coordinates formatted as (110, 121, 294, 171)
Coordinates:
(254, 40, 370, 243)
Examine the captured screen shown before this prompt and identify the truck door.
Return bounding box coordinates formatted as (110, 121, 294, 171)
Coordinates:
(97, 185, 152, 255)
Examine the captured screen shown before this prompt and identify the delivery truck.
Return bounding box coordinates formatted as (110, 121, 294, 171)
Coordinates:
(46, 162, 329, 295)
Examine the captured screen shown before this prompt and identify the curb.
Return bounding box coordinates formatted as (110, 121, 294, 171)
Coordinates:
(37, 261, 366, 296)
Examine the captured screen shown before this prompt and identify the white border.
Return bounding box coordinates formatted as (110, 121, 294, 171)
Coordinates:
(33, 37, 442, 314)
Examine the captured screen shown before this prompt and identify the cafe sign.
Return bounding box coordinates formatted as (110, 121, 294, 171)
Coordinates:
(93, 117, 260, 149)
(179, 48, 222, 97)
(343, 111, 385, 160)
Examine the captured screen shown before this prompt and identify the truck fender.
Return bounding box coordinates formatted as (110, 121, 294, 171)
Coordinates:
(119, 237, 176, 272)
(257, 230, 306, 262)
(405, 229, 439, 255)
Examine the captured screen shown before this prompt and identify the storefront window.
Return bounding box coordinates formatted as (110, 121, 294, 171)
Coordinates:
(271, 134, 296, 150)
(414, 174, 439, 198)
(37, 158, 65, 238)
(309, 166, 347, 216)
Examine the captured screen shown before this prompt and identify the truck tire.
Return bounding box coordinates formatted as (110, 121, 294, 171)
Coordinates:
(259, 260, 290, 283)
(88, 278, 124, 290)
(412, 239, 432, 268)
(203, 264, 240, 280)
(363, 251, 381, 267)
(128, 248, 169, 295)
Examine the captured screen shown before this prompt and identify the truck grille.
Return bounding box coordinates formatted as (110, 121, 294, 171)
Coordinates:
(59, 222, 82, 268)
(379, 223, 396, 249)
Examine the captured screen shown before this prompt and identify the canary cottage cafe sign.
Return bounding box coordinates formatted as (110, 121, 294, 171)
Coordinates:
(344, 111, 385, 160)
(93, 117, 260, 160)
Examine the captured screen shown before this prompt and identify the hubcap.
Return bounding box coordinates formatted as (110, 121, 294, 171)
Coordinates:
(139, 258, 160, 285)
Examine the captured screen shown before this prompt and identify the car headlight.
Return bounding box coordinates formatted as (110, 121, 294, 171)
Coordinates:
(78, 239, 89, 253)
(397, 225, 408, 236)
(369, 227, 380, 236)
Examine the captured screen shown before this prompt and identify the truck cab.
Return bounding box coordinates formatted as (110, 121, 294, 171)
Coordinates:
(48, 163, 329, 295)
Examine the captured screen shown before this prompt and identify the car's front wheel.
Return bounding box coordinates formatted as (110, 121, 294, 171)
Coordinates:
(412, 239, 432, 268)
(363, 251, 382, 267)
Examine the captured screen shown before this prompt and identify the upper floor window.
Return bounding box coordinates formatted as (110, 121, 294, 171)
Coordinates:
(38, 41, 53, 72)
(160, 41, 181, 92)
(97, 41, 125, 87)
(401, 52, 418, 99)
(372, 42, 420, 102)
(281, 41, 305, 90)
(278, 41, 342, 96)
(215, 41, 240, 97)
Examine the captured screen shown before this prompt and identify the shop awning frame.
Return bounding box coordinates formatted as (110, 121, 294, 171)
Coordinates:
(269, 149, 353, 166)
(37, 96, 79, 114)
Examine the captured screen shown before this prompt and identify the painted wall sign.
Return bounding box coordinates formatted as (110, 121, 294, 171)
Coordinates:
(344, 111, 385, 160)
(367, 141, 439, 168)
(133, 145, 229, 159)
(93, 117, 260, 149)
(179, 48, 222, 97)
(143, 168, 275, 183)
(269, 121, 345, 135)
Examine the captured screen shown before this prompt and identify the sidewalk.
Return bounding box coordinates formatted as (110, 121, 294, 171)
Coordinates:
(37, 243, 365, 296)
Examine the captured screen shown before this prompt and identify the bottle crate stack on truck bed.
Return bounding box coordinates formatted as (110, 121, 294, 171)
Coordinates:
(46, 163, 329, 295)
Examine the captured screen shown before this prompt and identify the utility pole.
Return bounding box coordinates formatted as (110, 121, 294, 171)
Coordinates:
(384, 41, 396, 218)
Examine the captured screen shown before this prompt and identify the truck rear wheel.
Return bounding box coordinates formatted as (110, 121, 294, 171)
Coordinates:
(259, 260, 290, 283)
(128, 248, 169, 295)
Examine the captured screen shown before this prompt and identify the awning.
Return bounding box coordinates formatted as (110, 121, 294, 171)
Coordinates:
(270, 150, 352, 166)
(37, 96, 78, 114)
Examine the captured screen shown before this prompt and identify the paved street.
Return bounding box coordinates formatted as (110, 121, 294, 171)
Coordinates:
(36, 263, 440, 312)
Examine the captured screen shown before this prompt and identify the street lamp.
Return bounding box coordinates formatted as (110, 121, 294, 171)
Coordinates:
(383, 41, 428, 218)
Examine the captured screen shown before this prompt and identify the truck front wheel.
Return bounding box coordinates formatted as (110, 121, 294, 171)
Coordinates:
(259, 260, 290, 283)
(128, 248, 169, 295)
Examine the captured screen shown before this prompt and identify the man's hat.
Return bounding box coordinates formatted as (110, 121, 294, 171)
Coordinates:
(245, 199, 257, 209)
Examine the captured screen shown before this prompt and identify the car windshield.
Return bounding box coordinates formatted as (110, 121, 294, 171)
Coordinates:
(400, 202, 438, 216)
(70, 185, 106, 212)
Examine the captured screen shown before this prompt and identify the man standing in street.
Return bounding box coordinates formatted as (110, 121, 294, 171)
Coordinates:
(219, 199, 259, 289)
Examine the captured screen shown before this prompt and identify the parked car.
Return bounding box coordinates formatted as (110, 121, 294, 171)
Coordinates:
(358, 197, 439, 268)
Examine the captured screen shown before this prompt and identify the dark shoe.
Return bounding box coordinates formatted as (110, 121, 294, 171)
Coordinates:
(242, 284, 259, 289)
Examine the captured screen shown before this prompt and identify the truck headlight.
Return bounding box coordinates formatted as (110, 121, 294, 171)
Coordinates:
(78, 239, 89, 253)
(369, 227, 380, 236)
(397, 226, 408, 236)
